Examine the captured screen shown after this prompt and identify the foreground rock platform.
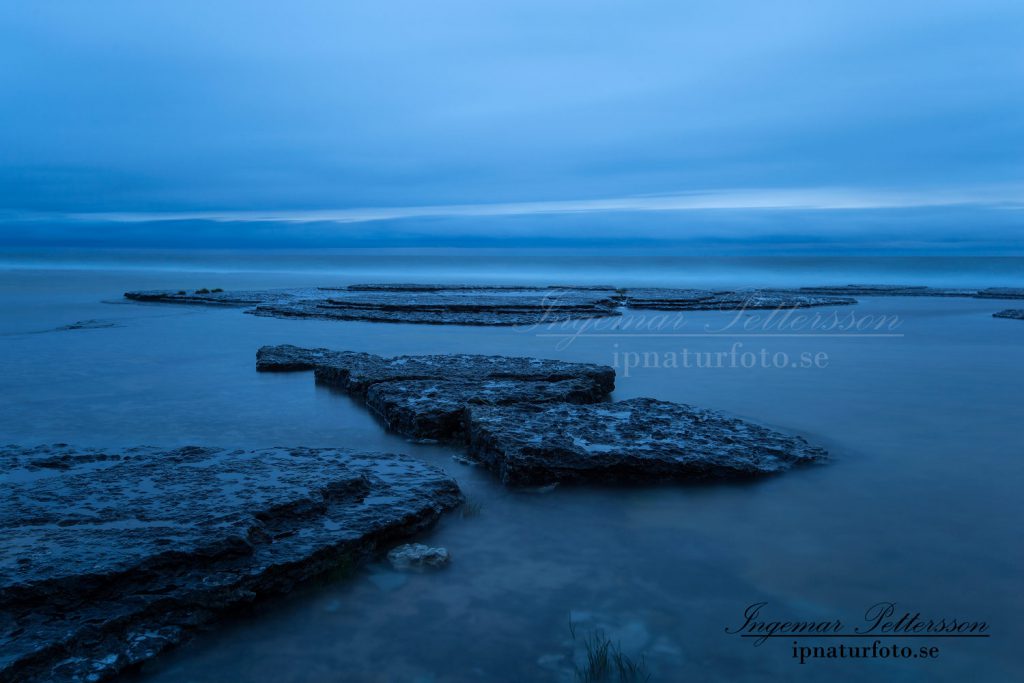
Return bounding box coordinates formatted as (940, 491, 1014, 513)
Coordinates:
(465, 398, 826, 486)
(993, 309, 1024, 321)
(1, 445, 461, 682)
(257, 345, 615, 441)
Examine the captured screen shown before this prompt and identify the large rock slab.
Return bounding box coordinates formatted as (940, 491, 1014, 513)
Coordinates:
(251, 288, 622, 326)
(464, 398, 826, 486)
(623, 288, 856, 310)
(993, 309, 1024, 320)
(255, 344, 351, 372)
(365, 377, 605, 441)
(795, 285, 1024, 300)
(126, 284, 1024, 326)
(977, 288, 1024, 300)
(312, 352, 616, 398)
(1, 445, 461, 682)
(125, 286, 621, 326)
(256, 346, 616, 441)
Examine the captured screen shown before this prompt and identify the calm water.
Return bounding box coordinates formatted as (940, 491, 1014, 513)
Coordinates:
(0, 250, 1021, 682)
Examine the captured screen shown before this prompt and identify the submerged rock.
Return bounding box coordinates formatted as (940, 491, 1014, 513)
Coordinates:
(1, 444, 461, 682)
(51, 319, 122, 332)
(464, 398, 826, 486)
(993, 309, 1024, 320)
(257, 345, 616, 441)
(386, 543, 450, 570)
(123, 288, 289, 306)
(623, 288, 856, 310)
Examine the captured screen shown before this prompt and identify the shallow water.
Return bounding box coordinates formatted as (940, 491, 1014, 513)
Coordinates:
(0, 251, 1021, 682)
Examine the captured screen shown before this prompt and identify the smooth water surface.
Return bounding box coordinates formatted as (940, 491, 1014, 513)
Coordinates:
(0, 250, 1021, 682)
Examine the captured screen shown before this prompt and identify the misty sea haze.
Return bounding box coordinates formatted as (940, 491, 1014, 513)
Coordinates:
(1, 248, 1021, 681)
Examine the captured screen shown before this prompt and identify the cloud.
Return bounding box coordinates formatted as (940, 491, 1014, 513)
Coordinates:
(57, 185, 1024, 225)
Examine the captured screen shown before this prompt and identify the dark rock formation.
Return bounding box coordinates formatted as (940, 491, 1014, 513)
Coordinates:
(255, 344, 347, 372)
(365, 377, 605, 441)
(622, 289, 856, 310)
(126, 283, 1024, 326)
(977, 288, 1024, 300)
(251, 288, 622, 326)
(257, 345, 616, 441)
(993, 309, 1024, 320)
(123, 288, 290, 307)
(125, 286, 621, 325)
(1, 444, 461, 682)
(255, 347, 825, 488)
(52, 319, 122, 332)
(464, 398, 826, 486)
(346, 284, 616, 292)
(795, 285, 1024, 299)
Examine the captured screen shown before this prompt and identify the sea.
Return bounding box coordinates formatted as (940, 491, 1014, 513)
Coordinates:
(1, 247, 1021, 682)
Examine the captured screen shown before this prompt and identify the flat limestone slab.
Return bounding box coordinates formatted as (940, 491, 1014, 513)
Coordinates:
(623, 289, 856, 310)
(257, 345, 617, 442)
(993, 309, 1024, 320)
(465, 398, 826, 486)
(1, 445, 461, 682)
(125, 286, 621, 326)
(365, 377, 605, 441)
(125, 284, 1024, 327)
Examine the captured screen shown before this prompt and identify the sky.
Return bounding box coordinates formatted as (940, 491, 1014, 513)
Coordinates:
(1, 0, 1022, 249)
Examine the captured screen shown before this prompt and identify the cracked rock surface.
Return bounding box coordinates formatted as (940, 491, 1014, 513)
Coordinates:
(1, 444, 461, 682)
(127, 286, 621, 326)
(257, 345, 615, 441)
(126, 283, 1024, 327)
(621, 288, 856, 310)
(464, 398, 827, 486)
(256, 347, 824, 488)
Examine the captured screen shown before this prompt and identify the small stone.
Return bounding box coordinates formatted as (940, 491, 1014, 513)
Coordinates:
(387, 543, 450, 570)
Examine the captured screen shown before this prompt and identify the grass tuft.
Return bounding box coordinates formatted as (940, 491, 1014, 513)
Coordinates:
(571, 622, 651, 683)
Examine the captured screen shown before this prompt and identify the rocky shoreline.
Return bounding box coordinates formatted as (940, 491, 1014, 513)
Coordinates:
(258, 345, 826, 485)
(1, 445, 461, 682)
(124, 283, 1024, 326)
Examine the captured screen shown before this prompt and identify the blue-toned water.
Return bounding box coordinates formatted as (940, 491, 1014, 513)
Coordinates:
(0, 249, 1021, 682)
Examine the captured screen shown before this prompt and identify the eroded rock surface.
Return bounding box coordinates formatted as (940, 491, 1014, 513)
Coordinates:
(125, 286, 620, 325)
(256, 348, 825, 488)
(1, 445, 461, 682)
(464, 398, 826, 486)
(257, 345, 616, 441)
(126, 283, 1024, 326)
(366, 377, 605, 441)
(622, 289, 856, 310)
(251, 288, 621, 326)
(993, 309, 1024, 320)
